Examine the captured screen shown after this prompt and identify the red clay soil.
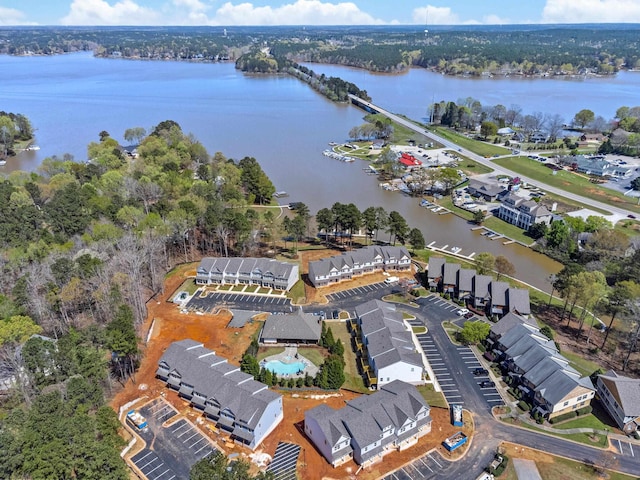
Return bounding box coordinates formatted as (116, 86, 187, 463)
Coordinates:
(111, 254, 462, 479)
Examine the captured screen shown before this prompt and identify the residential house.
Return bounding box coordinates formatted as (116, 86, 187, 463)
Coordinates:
(596, 370, 640, 434)
(497, 193, 552, 230)
(156, 339, 283, 450)
(308, 246, 411, 288)
(507, 288, 531, 316)
(468, 179, 507, 202)
(489, 281, 509, 316)
(442, 263, 461, 294)
(472, 275, 493, 311)
(259, 312, 322, 345)
(427, 257, 446, 289)
(529, 131, 548, 144)
(304, 380, 432, 467)
(574, 156, 632, 178)
(487, 318, 595, 419)
(355, 300, 424, 388)
(456, 269, 476, 301)
(196, 257, 299, 291)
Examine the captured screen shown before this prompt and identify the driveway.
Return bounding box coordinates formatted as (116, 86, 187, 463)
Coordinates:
(128, 398, 217, 480)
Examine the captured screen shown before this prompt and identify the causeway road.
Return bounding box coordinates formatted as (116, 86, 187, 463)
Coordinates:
(348, 94, 636, 220)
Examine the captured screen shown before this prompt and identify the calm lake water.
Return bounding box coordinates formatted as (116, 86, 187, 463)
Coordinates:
(5, 52, 637, 289)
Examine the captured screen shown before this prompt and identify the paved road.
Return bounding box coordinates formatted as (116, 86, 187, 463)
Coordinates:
(324, 286, 640, 477)
(348, 94, 636, 219)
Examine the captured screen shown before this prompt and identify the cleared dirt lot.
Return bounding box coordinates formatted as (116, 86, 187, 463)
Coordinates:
(112, 255, 459, 480)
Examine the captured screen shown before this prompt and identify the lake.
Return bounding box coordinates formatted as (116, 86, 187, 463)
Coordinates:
(5, 52, 636, 289)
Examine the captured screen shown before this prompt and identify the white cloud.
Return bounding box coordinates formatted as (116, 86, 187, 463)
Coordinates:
(0, 6, 36, 25)
(59, 0, 386, 26)
(412, 6, 460, 25)
(210, 0, 384, 26)
(60, 0, 161, 26)
(482, 14, 511, 25)
(542, 0, 640, 23)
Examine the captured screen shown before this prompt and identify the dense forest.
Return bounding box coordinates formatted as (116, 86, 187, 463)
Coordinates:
(0, 120, 284, 478)
(2, 25, 639, 77)
(0, 111, 34, 158)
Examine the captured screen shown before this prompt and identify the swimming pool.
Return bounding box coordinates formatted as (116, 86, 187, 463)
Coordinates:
(263, 360, 305, 375)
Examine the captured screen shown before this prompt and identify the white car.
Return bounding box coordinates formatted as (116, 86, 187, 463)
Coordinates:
(456, 308, 470, 316)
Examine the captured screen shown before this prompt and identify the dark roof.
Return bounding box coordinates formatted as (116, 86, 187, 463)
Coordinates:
(468, 179, 506, 198)
(158, 340, 281, 429)
(598, 370, 640, 417)
(260, 312, 322, 342)
(473, 275, 492, 298)
(309, 245, 410, 281)
(490, 312, 537, 338)
(427, 257, 446, 279)
(458, 269, 475, 291)
(490, 281, 509, 305)
(443, 263, 461, 285)
(508, 288, 531, 315)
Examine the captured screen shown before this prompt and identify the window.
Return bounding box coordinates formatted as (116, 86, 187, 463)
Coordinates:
(563, 401, 569, 407)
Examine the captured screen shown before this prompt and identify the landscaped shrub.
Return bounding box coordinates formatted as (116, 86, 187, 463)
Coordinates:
(576, 406, 593, 416)
(492, 454, 509, 477)
(549, 411, 578, 424)
(517, 400, 531, 411)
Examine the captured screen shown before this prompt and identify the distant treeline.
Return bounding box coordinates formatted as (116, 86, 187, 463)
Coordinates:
(235, 49, 371, 103)
(2, 26, 639, 77)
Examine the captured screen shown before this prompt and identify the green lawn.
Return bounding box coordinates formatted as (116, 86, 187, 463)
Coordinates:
(257, 347, 285, 362)
(416, 384, 448, 409)
(449, 151, 495, 175)
(553, 414, 609, 432)
(430, 126, 511, 156)
(615, 219, 640, 238)
(560, 350, 602, 377)
(412, 326, 427, 334)
(494, 157, 637, 214)
(332, 322, 369, 393)
(537, 454, 637, 480)
(500, 417, 607, 448)
(438, 197, 533, 245)
(286, 280, 306, 304)
(297, 347, 327, 367)
(177, 278, 200, 295)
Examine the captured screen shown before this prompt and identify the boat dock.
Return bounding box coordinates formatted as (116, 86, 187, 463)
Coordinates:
(426, 241, 476, 260)
(323, 149, 355, 162)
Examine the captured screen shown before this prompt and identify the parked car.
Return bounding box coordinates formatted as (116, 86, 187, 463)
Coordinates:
(463, 312, 475, 319)
(332, 310, 340, 319)
(479, 380, 495, 388)
(473, 368, 488, 376)
(456, 308, 470, 316)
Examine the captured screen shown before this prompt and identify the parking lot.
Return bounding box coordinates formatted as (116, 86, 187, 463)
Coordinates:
(129, 398, 217, 480)
(414, 326, 463, 406)
(613, 438, 636, 457)
(186, 291, 292, 314)
(382, 450, 450, 480)
(412, 295, 504, 411)
(325, 281, 388, 303)
(266, 442, 301, 480)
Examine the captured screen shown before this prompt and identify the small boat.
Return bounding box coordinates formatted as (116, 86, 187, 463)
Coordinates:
(25, 145, 40, 151)
(0, 160, 6, 166)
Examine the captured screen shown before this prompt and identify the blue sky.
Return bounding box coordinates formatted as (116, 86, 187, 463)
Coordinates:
(1, 0, 640, 26)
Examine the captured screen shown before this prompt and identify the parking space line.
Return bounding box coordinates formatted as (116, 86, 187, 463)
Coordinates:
(155, 468, 173, 479)
(183, 432, 200, 443)
(194, 444, 211, 455)
(177, 426, 195, 438)
(429, 454, 443, 469)
(189, 437, 207, 448)
(146, 463, 165, 476)
(630, 443, 634, 457)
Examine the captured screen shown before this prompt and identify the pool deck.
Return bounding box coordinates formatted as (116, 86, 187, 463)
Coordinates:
(261, 346, 320, 379)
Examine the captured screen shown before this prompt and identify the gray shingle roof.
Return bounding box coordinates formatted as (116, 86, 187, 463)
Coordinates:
(490, 281, 509, 305)
(443, 263, 461, 285)
(535, 369, 593, 406)
(490, 312, 537, 339)
(260, 312, 322, 342)
(598, 370, 640, 417)
(308, 245, 410, 282)
(458, 269, 475, 292)
(356, 300, 423, 370)
(508, 288, 531, 315)
(473, 275, 492, 298)
(427, 257, 446, 280)
(304, 380, 430, 465)
(158, 340, 281, 429)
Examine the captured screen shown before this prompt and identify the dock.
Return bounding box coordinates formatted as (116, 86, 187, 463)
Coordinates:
(426, 241, 476, 261)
